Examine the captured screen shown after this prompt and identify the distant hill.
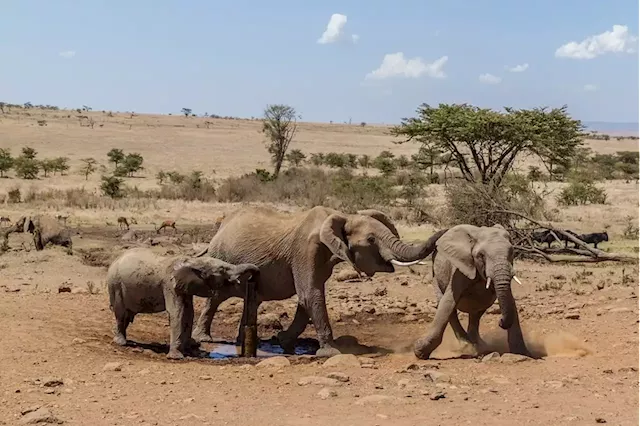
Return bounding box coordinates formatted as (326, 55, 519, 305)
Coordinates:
(583, 121, 639, 136)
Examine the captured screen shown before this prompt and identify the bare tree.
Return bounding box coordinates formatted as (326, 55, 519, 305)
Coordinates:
(261, 104, 298, 178)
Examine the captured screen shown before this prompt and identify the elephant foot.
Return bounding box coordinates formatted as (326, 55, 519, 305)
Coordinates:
(192, 330, 214, 343)
(113, 334, 127, 346)
(413, 336, 440, 360)
(276, 331, 296, 355)
(166, 349, 185, 360)
(315, 344, 341, 358)
(187, 338, 201, 349)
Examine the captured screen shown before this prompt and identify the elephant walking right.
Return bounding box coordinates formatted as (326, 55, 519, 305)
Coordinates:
(192, 205, 447, 357)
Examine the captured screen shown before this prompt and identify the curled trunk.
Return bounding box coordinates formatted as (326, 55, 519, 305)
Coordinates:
(381, 228, 448, 264)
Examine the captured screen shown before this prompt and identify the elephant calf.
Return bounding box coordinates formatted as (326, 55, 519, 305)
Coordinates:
(15, 215, 73, 251)
(107, 248, 259, 359)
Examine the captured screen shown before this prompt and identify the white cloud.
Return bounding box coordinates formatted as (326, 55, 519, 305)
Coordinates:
(317, 13, 358, 45)
(479, 73, 502, 84)
(583, 84, 598, 92)
(555, 25, 638, 59)
(59, 50, 76, 59)
(365, 53, 448, 80)
(506, 63, 529, 72)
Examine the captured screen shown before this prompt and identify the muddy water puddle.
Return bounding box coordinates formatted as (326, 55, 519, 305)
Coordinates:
(209, 337, 319, 359)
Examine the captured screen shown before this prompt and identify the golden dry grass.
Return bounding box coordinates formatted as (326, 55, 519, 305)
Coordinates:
(0, 108, 638, 237)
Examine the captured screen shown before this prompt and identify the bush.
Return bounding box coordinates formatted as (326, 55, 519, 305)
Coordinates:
(7, 188, 21, 203)
(285, 149, 306, 167)
(358, 155, 371, 169)
(310, 153, 325, 166)
(101, 175, 124, 198)
(444, 177, 546, 227)
(324, 152, 346, 168)
(330, 170, 394, 211)
(154, 170, 216, 202)
(0, 149, 14, 177)
(557, 181, 607, 206)
(14, 157, 40, 179)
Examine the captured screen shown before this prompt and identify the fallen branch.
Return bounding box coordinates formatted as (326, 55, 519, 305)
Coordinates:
(492, 210, 637, 263)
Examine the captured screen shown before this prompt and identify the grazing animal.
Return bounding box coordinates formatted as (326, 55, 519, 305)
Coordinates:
(107, 247, 259, 359)
(117, 216, 137, 230)
(156, 220, 177, 234)
(56, 215, 69, 226)
(0, 216, 10, 226)
(192, 205, 447, 357)
(532, 229, 579, 248)
(577, 231, 609, 249)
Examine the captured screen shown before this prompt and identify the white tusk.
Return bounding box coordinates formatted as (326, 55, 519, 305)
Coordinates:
(390, 259, 423, 267)
(513, 276, 522, 285)
(417, 261, 427, 265)
(486, 277, 492, 289)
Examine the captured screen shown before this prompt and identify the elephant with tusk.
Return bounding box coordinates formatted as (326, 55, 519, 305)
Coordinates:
(413, 223, 530, 360)
(192, 205, 447, 357)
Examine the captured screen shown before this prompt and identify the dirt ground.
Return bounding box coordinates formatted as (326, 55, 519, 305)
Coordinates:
(0, 109, 638, 425)
(0, 223, 638, 426)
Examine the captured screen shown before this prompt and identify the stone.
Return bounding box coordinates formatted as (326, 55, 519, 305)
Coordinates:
(20, 407, 63, 424)
(335, 270, 360, 282)
(362, 306, 376, 314)
(499, 353, 532, 364)
(198, 375, 213, 381)
(482, 352, 501, 363)
(42, 378, 64, 387)
(297, 376, 342, 387)
(326, 372, 350, 382)
(322, 354, 361, 368)
(564, 313, 580, 320)
(354, 395, 398, 405)
(317, 387, 338, 399)
(57, 285, 71, 293)
(258, 313, 283, 330)
(256, 356, 290, 368)
(430, 391, 446, 400)
(424, 370, 450, 383)
(102, 362, 123, 372)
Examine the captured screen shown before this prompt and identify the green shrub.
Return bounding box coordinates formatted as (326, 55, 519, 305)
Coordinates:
(101, 175, 124, 198)
(557, 181, 607, 206)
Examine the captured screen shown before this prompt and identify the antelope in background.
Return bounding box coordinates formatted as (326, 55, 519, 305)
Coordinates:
(155, 219, 177, 234)
(117, 216, 138, 230)
(0, 216, 11, 227)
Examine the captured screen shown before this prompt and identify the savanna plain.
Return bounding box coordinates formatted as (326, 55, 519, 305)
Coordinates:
(0, 108, 638, 425)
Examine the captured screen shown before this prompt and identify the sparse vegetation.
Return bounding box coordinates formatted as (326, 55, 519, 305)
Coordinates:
(262, 104, 298, 178)
(79, 158, 98, 180)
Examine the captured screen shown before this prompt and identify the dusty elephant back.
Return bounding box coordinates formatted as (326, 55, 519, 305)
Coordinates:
(107, 248, 169, 313)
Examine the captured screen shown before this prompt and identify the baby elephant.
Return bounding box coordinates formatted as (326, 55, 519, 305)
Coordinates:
(107, 248, 259, 360)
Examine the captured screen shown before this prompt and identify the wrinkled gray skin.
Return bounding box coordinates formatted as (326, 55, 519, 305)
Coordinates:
(413, 224, 530, 359)
(107, 248, 259, 360)
(15, 215, 73, 251)
(192, 205, 447, 357)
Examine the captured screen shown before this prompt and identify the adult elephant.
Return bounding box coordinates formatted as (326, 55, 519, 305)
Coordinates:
(413, 224, 530, 359)
(15, 215, 73, 251)
(192, 205, 447, 357)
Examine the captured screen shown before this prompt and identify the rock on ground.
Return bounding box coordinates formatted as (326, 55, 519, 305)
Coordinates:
(20, 407, 63, 424)
(297, 376, 342, 387)
(102, 362, 123, 372)
(317, 387, 338, 399)
(256, 356, 290, 368)
(322, 354, 361, 369)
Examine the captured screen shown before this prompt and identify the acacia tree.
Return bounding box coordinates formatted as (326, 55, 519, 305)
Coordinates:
(262, 104, 298, 178)
(391, 103, 585, 188)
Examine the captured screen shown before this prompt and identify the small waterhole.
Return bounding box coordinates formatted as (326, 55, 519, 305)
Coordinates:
(209, 337, 319, 359)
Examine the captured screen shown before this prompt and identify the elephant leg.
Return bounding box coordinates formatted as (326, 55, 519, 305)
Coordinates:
(467, 310, 484, 345)
(164, 290, 186, 360)
(192, 296, 223, 343)
(181, 296, 199, 355)
(277, 303, 310, 354)
(414, 286, 457, 360)
(235, 300, 261, 346)
(113, 307, 131, 346)
(302, 286, 338, 357)
(506, 308, 530, 357)
(448, 311, 472, 344)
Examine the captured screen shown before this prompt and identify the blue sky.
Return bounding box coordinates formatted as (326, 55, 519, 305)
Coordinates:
(1, 0, 638, 125)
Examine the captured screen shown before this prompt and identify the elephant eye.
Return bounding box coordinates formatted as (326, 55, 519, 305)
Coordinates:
(367, 235, 375, 244)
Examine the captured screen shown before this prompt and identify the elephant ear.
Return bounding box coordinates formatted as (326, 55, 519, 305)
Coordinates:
(24, 217, 35, 233)
(435, 226, 477, 280)
(357, 209, 400, 238)
(171, 261, 208, 296)
(319, 214, 358, 268)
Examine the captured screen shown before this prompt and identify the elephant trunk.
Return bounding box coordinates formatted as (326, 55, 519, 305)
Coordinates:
(381, 228, 448, 265)
(492, 264, 516, 330)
